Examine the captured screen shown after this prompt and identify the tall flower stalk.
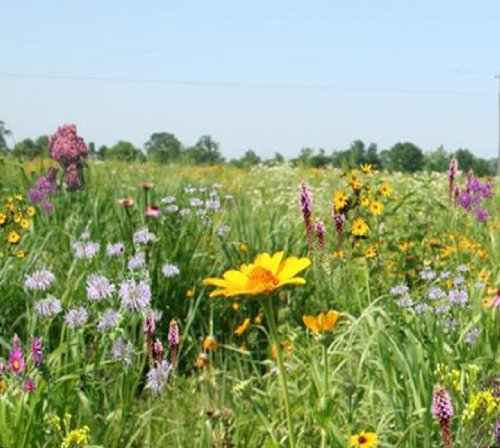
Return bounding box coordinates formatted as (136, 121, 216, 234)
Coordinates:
(432, 385, 454, 448)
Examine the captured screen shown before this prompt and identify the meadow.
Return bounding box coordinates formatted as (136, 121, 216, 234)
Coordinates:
(0, 155, 498, 447)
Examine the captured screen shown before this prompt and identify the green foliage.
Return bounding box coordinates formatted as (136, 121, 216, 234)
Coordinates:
(385, 142, 424, 173)
(145, 132, 182, 164)
(105, 140, 145, 162)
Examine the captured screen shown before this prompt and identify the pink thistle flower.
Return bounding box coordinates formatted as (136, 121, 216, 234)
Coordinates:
(8, 346, 26, 376)
(168, 320, 180, 370)
(315, 219, 326, 253)
(23, 380, 36, 393)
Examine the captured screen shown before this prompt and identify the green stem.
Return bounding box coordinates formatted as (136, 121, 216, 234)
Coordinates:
(262, 298, 296, 448)
(322, 343, 329, 392)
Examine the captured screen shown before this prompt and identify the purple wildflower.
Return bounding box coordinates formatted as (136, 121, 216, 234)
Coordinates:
(128, 252, 146, 270)
(216, 224, 230, 237)
(24, 269, 56, 291)
(420, 269, 436, 281)
(133, 229, 156, 245)
(86, 274, 115, 301)
(315, 219, 326, 252)
(106, 242, 125, 257)
(396, 297, 413, 308)
(119, 279, 151, 312)
(414, 303, 431, 314)
(298, 182, 314, 251)
(31, 337, 43, 368)
(34, 296, 62, 318)
(179, 208, 191, 217)
(390, 284, 409, 296)
(73, 241, 100, 259)
(449, 289, 468, 306)
(161, 196, 176, 204)
(147, 360, 171, 395)
(65, 307, 88, 329)
(435, 304, 450, 315)
(165, 205, 179, 213)
(162, 264, 180, 278)
(96, 310, 120, 332)
(427, 287, 445, 300)
(112, 337, 133, 366)
(8, 346, 25, 375)
(464, 328, 480, 344)
(189, 198, 203, 207)
(23, 380, 36, 393)
(432, 385, 453, 448)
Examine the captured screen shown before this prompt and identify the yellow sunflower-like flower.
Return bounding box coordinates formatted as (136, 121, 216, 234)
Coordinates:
(0, 213, 7, 226)
(333, 191, 349, 211)
(20, 218, 30, 230)
(369, 200, 384, 216)
(360, 163, 373, 174)
(351, 218, 369, 236)
(26, 206, 36, 217)
(350, 431, 378, 447)
(378, 182, 392, 197)
(7, 230, 21, 244)
(202, 251, 311, 297)
(349, 177, 363, 191)
(364, 245, 377, 258)
(360, 195, 370, 207)
(202, 336, 219, 351)
(302, 310, 340, 333)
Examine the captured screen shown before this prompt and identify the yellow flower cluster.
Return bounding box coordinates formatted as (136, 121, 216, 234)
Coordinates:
(462, 390, 500, 423)
(0, 194, 35, 259)
(61, 426, 91, 448)
(433, 363, 461, 392)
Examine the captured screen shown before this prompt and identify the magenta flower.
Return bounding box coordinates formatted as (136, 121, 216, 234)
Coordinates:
(168, 320, 180, 370)
(23, 380, 36, 393)
(432, 385, 453, 448)
(8, 347, 26, 376)
(31, 337, 43, 368)
(298, 182, 314, 251)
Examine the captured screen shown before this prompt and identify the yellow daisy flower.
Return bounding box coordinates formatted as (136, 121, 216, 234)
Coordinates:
(369, 201, 384, 216)
(360, 163, 372, 174)
(234, 318, 251, 337)
(333, 191, 349, 211)
(351, 218, 369, 236)
(350, 431, 378, 447)
(0, 213, 6, 226)
(203, 251, 310, 297)
(20, 219, 30, 229)
(26, 206, 36, 217)
(302, 310, 340, 333)
(378, 182, 392, 197)
(7, 230, 21, 244)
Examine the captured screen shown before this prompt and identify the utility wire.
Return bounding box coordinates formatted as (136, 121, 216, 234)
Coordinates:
(0, 71, 491, 97)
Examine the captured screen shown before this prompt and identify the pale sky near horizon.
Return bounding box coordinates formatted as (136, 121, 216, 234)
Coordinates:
(1, 1, 499, 159)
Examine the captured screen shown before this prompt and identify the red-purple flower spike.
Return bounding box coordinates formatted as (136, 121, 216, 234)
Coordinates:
(448, 158, 458, 203)
(153, 340, 164, 362)
(432, 385, 454, 448)
(31, 337, 43, 368)
(315, 219, 326, 253)
(298, 182, 314, 251)
(144, 315, 156, 369)
(168, 320, 180, 370)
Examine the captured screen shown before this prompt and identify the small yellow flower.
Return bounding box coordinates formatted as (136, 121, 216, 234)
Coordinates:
(14, 194, 24, 202)
(26, 206, 36, 217)
(349, 177, 363, 191)
(7, 230, 21, 244)
(232, 302, 240, 311)
(202, 336, 219, 351)
(61, 425, 90, 448)
(398, 241, 409, 252)
(351, 218, 369, 237)
(234, 318, 251, 337)
(20, 219, 30, 230)
(13, 213, 22, 224)
(0, 213, 6, 226)
(239, 243, 249, 252)
(378, 181, 392, 197)
(15, 249, 27, 259)
(333, 191, 349, 211)
(186, 289, 194, 298)
(360, 163, 372, 174)
(360, 195, 370, 207)
(253, 314, 263, 324)
(203, 251, 311, 297)
(332, 250, 345, 258)
(0, 378, 7, 393)
(369, 201, 384, 216)
(350, 431, 378, 447)
(270, 340, 293, 359)
(303, 310, 341, 334)
(364, 245, 377, 258)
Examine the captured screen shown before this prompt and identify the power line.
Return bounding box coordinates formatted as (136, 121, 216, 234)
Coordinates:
(0, 71, 491, 97)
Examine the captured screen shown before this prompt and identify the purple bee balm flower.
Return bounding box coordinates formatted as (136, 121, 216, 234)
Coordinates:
(464, 328, 480, 344)
(396, 297, 413, 308)
(165, 204, 179, 213)
(179, 208, 191, 217)
(86, 274, 115, 301)
(128, 252, 146, 270)
(216, 224, 230, 237)
(195, 209, 206, 217)
(119, 279, 151, 312)
(9, 346, 26, 376)
(414, 303, 431, 314)
(65, 307, 88, 329)
(453, 276, 465, 286)
(205, 199, 221, 211)
(427, 287, 445, 300)
(147, 360, 171, 395)
(390, 284, 409, 296)
(97, 310, 120, 332)
(435, 304, 450, 315)
(440, 271, 451, 279)
(161, 196, 176, 204)
(133, 228, 156, 246)
(112, 337, 133, 366)
(31, 337, 43, 368)
(162, 264, 180, 278)
(34, 296, 62, 318)
(456, 264, 469, 273)
(449, 289, 468, 306)
(419, 269, 436, 281)
(73, 241, 100, 259)
(443, 317, 458, 331)
(23, 379, 36, 393)
(189, 198, 203, 207)
(106, 242, 125, 257)
(474, 207, 489, 223)
(24, 269, 56, 291)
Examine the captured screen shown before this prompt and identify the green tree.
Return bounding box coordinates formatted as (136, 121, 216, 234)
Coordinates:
(424, 145, 451, 172)
(0, 121, 11, 151)
(12, 136, 49, 159)
(144, 132, 182, 164)
(454, 148, 475, 173)
(385, 142, 424, 172)
(106, 141, 145, 162)
(186, 135, 224, 165)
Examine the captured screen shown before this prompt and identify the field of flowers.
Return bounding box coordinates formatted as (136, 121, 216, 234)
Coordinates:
(0, 143, 499, 447)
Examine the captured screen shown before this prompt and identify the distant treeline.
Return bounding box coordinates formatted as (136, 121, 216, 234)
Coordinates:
(0, 122, 497, 176)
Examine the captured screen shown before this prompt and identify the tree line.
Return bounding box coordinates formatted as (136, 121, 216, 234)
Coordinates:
(0, 121, 497, 176)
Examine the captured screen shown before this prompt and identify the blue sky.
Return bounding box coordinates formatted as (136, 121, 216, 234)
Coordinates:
(1, 1, 498, 159)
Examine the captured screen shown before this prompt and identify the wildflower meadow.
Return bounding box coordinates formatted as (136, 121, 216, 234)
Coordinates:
(0, 127, 498, 448)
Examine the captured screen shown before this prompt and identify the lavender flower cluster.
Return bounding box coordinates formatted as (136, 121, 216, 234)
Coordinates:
(390, 265, 481, 344)
(27, 167, 58, 213)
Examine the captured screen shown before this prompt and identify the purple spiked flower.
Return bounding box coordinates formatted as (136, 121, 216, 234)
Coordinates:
(432, 385, 453, 448)
(168, 320, 180, 370)
(298, 182, 314, 251)
(31, 337, 43, 368)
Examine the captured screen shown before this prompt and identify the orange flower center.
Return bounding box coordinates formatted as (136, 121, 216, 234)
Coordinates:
(12, 360, 20, 371)
(246, 266, 279, 293)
